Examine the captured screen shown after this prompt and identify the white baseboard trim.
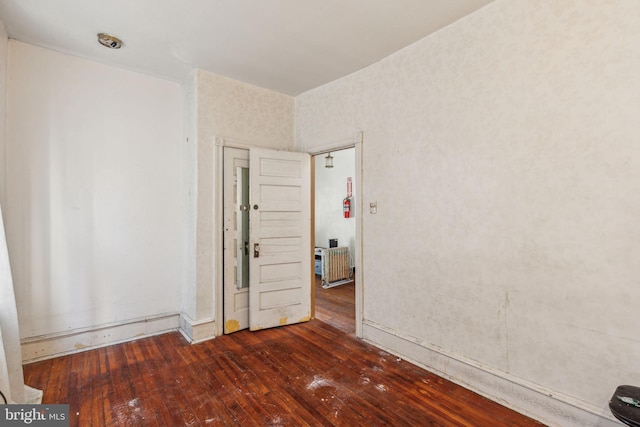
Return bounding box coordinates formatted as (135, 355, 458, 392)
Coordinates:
(362, 320, 619, 427)
(24, 385, 42, 404)
(21, 313, 180, 363)
(179, 313, 216, 344)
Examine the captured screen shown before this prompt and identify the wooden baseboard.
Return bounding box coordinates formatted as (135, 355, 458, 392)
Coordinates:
(21, 313, 180, 363)
(362, 320, 619, 427)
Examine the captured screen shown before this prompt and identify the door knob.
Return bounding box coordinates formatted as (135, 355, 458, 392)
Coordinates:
(253, 243, 260, 258)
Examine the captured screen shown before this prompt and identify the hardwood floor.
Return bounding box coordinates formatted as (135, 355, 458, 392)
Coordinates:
(314, 275, 355, 335)
(23, 315, 544, 426)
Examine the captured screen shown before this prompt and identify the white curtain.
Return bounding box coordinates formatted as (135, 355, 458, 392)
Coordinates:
(0, 204, 25, 403)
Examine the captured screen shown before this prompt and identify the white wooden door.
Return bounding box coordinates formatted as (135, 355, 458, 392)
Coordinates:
(249, 149, 311, 331)
(223, 148, 250, 333)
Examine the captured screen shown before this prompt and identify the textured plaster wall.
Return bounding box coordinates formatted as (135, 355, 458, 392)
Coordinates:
(6, 41, 184, 338)
(197, 71, 294, 149)
(192, 70, 294, 324)
(296, 0, 640, 414)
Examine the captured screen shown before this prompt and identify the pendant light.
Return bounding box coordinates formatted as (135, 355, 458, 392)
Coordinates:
(325, 152, 334, 168)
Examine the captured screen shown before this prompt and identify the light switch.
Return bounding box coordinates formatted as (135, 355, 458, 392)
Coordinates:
(369, 202, 377, 214)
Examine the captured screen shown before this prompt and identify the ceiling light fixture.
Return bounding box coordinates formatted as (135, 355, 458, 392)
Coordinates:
(97, 33, 123, 49)
(325, 153, 334, 168)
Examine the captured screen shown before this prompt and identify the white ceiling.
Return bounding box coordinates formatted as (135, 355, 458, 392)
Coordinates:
(0, 0, 494, 96)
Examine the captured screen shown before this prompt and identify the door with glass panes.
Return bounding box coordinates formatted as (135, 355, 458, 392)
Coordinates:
(223, 147, 311, 333)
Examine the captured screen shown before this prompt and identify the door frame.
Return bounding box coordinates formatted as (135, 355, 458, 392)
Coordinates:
(215, 138, 252, 337)
(308, 132, 364, 338)
(221, 146, 250, 333)
(214, 133, 364, 338)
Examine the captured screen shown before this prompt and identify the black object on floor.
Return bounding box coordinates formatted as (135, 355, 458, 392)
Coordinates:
(610, 385, 640, 427)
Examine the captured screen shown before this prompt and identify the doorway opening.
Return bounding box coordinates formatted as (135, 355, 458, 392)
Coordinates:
(219, 139, 362, 338)
(313, 148, 356, 335)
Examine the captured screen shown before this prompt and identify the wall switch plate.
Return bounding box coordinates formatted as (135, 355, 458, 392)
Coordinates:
(369, 202, 377, 214)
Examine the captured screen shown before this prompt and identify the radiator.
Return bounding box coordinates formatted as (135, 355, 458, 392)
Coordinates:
(322, 247, 352, 287)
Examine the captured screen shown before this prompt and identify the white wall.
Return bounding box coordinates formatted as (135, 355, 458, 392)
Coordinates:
(0, 18, 6, 206)
(296, 1, 640, 425)
(0, 18, 26, 403)
(6, 41, 185, 354)
(314, 149, 356, 258)
(181, 71, 198, 323)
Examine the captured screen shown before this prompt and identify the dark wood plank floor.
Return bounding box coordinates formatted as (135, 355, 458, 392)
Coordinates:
(23, 313, 544, 426)
(314, 275, 355, 335)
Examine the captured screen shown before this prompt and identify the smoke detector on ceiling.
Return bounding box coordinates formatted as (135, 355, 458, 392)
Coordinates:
(97, 33, 123, 49)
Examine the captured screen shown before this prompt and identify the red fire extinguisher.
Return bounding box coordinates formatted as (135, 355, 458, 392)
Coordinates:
(343, 197, 351, 218)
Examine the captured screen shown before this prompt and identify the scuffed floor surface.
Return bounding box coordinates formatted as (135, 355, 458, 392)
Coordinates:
(314, 276, 355, 335)
(23, 321, 545, 426)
